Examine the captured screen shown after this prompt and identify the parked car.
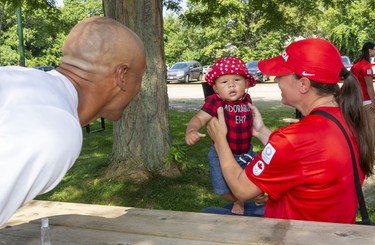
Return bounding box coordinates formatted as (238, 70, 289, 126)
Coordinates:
(33, 66, 55, 72)
(246, 61, 269, 82)
(202, 65, 212, 74)
(167, 61, 203, 83)
(341, 56, 352, 71)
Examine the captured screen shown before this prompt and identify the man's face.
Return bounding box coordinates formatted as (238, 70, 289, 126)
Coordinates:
(104, 72, 144, 121)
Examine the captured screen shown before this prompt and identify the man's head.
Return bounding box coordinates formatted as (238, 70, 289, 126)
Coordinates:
(60, 16, 146, 124)
(62, 16, 145, 76)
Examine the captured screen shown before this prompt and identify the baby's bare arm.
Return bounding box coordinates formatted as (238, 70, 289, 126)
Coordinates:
(185, 110, 212, 145)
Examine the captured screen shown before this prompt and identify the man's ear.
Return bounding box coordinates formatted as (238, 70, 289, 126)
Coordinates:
(116, 65, 128, 91)
(299, 77, 311, 94)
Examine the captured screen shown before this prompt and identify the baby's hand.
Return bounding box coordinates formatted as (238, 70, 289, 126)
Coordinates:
(185, 130, 206, 145)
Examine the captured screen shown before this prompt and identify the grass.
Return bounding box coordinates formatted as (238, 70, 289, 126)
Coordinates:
(37, 103, 375, 221)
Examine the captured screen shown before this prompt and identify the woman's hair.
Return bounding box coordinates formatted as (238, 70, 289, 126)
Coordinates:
(353, 42, 375, 64)
(308, 68, 375, 177)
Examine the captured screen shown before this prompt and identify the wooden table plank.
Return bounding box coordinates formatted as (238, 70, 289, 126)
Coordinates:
(1, 201, 375, 245)
(0, 222, 230, 245)
(2, 200, 128, 228)
(42, 211, 375, 245)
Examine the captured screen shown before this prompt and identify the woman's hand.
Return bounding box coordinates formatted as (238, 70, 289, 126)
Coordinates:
(255, 193, 268, 205)
(207, 107, 227, 143)
(248, 103, 272, 145)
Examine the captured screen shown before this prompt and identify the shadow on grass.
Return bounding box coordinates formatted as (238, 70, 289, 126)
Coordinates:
(37, 104, 295, 213)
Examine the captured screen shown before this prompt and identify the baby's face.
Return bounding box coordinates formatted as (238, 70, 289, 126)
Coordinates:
(213, 74, 248, 102)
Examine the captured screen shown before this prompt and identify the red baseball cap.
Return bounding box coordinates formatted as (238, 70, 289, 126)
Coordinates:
(258, 38, 344, 84)
(205, 56, 256, 87)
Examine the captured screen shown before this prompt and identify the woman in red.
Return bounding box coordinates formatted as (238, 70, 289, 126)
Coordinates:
(207, 38, 375, 224)
(351, 42, 375, 131)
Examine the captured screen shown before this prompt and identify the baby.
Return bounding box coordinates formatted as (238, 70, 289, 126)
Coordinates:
(186, 56, 256, 214)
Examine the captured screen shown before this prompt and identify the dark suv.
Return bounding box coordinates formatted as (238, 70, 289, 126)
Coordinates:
(246, 61, 269, 82)
(167, 61, 203, 83)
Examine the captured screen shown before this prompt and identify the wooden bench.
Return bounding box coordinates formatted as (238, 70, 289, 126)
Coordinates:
(1, 200, 374, 244)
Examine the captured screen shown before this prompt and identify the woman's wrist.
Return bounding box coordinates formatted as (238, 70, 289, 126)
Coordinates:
(255, 126, 271, 145)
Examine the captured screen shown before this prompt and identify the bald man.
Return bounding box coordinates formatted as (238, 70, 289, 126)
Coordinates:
(0, 16, 146, 225)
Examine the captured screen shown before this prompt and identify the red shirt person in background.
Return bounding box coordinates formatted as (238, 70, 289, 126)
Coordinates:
(351, 42, 375, 132)
(207, 38, 375, 224)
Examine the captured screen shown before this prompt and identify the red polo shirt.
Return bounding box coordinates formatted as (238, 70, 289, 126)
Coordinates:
(245, 106, 362, 224)
(351, 59, 373, 101)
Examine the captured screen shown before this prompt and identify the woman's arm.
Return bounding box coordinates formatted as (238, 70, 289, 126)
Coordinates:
(365, 75, 375, 111)
(207, 107, 263, 201)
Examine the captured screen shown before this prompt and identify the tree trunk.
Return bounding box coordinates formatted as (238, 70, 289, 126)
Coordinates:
(102, 0, 172, 180)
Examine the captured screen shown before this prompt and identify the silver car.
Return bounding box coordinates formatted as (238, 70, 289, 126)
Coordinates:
(341, 56, 352, 71)
(167, 61, 203, 83)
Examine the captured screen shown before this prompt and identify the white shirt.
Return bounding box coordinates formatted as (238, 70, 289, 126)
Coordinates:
(0, 66, 82, 225)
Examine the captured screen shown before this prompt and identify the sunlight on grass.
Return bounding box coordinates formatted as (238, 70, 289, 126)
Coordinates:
(49, 186, 83, 201)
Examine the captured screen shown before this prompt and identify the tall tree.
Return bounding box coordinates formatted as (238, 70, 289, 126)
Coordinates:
(320, 0, 375, 60)
(0, 0, 103, 66)
(103, 0, 172, 179)
(168, 0, 365, 64)
(0, 0, 60, 66)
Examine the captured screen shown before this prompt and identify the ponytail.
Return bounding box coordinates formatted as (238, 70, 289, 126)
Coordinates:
(337, 67, 375, 177)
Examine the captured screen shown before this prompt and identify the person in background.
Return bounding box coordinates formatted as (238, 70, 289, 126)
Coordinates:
(186, 56, 263, 215)
(351, 42, 375, 131)
(207, 38, 375, 223)
(0, 16, 146, 225)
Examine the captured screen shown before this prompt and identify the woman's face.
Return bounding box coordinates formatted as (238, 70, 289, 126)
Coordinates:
(213, 74, 248, 102)
(369, 46, 375, 57)
(275, 74, 302, 107)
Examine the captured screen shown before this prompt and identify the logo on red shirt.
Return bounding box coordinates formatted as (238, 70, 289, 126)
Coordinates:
(253, 160, 265, 176)
(262, 143, 276, 164)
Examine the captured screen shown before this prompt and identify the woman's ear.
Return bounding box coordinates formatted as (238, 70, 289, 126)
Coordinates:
(116, 65, 128, 91)
(299, 77, 311, 94)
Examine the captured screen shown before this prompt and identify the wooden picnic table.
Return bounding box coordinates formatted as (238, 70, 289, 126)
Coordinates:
(1, 200, 374, 244)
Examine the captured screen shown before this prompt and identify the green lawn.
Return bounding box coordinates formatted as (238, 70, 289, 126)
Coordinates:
(37, 103, 374, 221)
